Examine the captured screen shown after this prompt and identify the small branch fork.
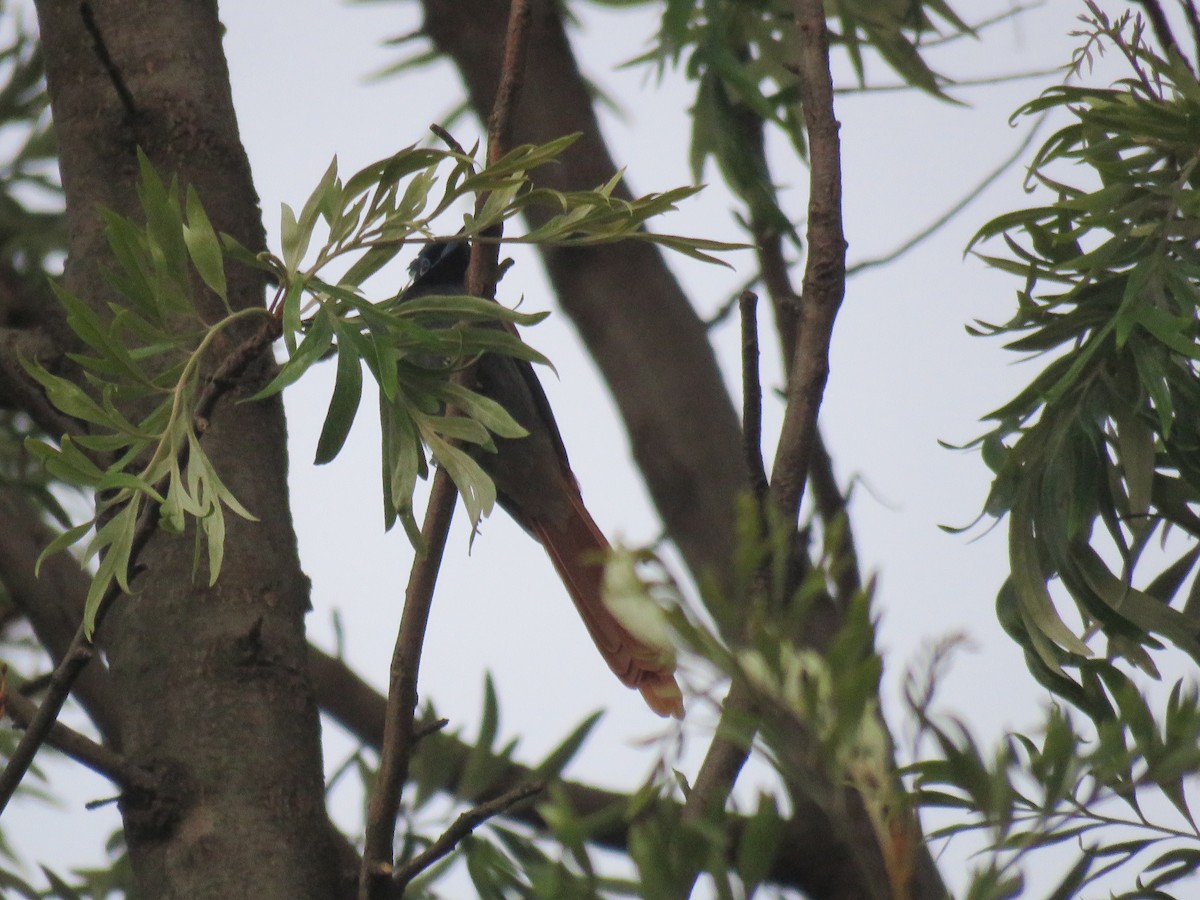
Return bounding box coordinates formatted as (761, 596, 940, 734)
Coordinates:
(357, 2, 539, 898)
(0, 317, 281, 817)
(679, 0, 848, 879)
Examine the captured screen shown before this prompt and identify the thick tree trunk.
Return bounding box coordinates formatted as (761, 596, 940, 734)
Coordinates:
(32, 2, 340, 897)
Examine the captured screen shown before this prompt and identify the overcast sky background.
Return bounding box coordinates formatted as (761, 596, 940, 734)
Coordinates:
(9, 0, 1198, 896)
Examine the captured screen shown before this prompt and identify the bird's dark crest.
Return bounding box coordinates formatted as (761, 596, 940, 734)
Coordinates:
(407, 239, 470, 289)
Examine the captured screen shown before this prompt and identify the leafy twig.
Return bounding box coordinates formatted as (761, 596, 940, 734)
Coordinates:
(358, 3, 534, 898)
(0, 317, 280, 817)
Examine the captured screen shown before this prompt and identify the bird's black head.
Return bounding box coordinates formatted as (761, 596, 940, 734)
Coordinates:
(406, 240, 470, 293)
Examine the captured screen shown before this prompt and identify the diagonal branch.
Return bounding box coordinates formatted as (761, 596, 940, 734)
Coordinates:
(393, 780, 544, 891)
(359, 467, 459, 899)
(2, 687, 153, 797)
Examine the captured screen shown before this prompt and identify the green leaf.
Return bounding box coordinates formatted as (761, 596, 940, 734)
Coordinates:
(280, 202, 304, 272)
(314, 326, 364, 465)
(183, 184, 228, 304)
(735, 793, 783, 891)
(1009, 498, 1092, 659)
(426, 433, 496, 527)
(83, 502, 139, 636)
(532, 711, 603, 780)
(248, 309, 335, 401)
(380, 391, 425, 533)
(34, 520, 95, 577)
(440, 382, 528, 440)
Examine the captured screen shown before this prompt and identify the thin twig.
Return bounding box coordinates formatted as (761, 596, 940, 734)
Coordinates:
(79, 2, 138, 119)
(358, 4, 533, 898)
(465, 0, 533, 301)
(739, 292, 769, 504)
(834, 66, 1064, 95)
(359, 466, 459, 899)
(3, 689, 154, 796)
(771, 0, 847, 523)
(0, 317, 280, 817)
(393, 780, 545, 890)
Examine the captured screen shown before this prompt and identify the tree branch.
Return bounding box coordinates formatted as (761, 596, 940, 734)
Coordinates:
(2, 687, 154, 797)
(676, 1, 855, 893)
(393, 780, 544, 891)
(771, 0, 847, 524)
(359, 467, 458, 899)
(360, 5, 533, 897)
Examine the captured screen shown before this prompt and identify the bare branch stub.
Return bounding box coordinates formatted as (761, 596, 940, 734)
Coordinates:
(739, 291, 769, 503)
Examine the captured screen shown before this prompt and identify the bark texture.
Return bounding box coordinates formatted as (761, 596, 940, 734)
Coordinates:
(32, 2, 340, 897)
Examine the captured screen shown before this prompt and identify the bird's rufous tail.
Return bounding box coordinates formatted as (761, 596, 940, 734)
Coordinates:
(530, 495, 684, 719)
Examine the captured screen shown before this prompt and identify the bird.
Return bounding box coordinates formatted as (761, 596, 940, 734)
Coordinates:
(398, 240, 684, 719)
